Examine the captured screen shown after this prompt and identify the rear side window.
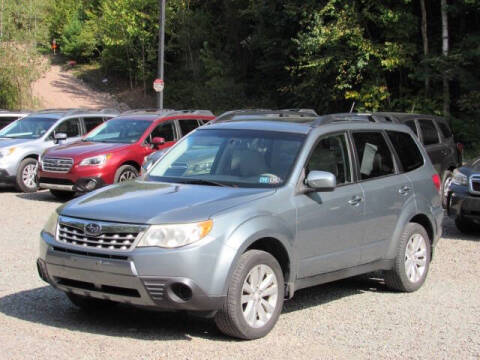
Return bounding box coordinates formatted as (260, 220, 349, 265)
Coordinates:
(437, 121, 452, 139)
(419, 119, 439, 145)
(84, 117, 104, 133)
(352, 132, 395, 180)
(387, 131, 424, 172)
(404, 120, 418, 136)
(178, 119, 200, 136)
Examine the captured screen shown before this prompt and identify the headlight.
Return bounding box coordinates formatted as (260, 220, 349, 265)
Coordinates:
(137, 220, 213, 248)
(43, 211, 59, 236)
(0, 147, 16, 158)
(452, 169, 468, 186)
(79, 154, 111, 166)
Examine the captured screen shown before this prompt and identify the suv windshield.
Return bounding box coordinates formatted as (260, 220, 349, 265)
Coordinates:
(148, 129, 305, 188)
(85, 119, 151, 143)
(0, 117, 56, 139)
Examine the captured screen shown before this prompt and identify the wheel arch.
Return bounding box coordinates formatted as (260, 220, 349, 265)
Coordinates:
(119, 160, 141, 172)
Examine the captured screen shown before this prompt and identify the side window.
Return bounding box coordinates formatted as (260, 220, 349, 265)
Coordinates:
(54, 118, 81, 137)
(84, 117, 104, 133)
(352, 132, 395, 180)
(404, 120, 418, 136)
(150, 122, 175, 142)
(307, 133, 351, 185)
(437, 121, 452, 139)
(419, 119, 439, 145)
(387, 131, 424, 172)
(178, 119, 200, 136)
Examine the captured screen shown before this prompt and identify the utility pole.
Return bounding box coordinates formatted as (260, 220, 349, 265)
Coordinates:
(157, 0, 166, 110)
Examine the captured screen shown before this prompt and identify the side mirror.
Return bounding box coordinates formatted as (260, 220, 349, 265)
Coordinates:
(305, 171, 336, 192)
(152, 137, 165, 148)
(54, 132, 67, 144)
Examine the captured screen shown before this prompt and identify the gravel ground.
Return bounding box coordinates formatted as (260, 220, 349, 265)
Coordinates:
(0, 187, 479, 360)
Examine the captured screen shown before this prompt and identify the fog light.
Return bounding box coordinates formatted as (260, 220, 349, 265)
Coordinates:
(86, 179, 97, 191)
(170, 282, 193, 302)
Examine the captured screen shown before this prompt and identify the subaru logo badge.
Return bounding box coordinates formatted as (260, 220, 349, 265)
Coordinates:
(85, 223, 102, 236)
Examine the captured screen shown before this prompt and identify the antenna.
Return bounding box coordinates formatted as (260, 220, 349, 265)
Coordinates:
(349, 102, 356, 113)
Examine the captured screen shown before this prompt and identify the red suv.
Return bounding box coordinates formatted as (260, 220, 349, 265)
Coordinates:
(38, 110, 214, 199)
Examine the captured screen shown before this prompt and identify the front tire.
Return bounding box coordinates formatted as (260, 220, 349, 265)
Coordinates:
(441, 170, 453, 209)
(215, 250, 284, 340)
(114, 165, 138, 183)
(384, 223, 431, 292)
(16, 158, 38, 192)
(50, 189, 75, 201)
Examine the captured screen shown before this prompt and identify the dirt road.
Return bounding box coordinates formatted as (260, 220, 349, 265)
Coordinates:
(32, 64, 121, 109)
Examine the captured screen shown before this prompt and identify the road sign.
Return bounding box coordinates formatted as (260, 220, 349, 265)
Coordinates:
(153, 78, 164, 93)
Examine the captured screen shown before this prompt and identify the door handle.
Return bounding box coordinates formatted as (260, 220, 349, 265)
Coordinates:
(348, 196, 362, 206)
(398, 186, 411, 195)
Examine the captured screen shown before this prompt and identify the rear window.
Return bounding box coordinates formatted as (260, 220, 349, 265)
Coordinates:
(437, 121, 452, 139)
(419, 119, 439, 145)
(387, 131, 424, 172)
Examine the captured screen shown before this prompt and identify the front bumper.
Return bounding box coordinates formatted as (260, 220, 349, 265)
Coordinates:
(0, 169, 15, 185)
(38, 176, 106, 192)
(38, 231, 230, 311)
(447, 185, 480, 223)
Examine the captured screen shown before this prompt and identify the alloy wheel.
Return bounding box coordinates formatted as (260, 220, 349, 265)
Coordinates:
(404, 233, 427, 283)
(241, 264, 279, 328)
(22, 163, 37, 189)
(118, 170, 136, 182)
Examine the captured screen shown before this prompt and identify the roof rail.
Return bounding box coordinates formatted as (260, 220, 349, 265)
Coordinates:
(121, 108, 174, 115)
(120, 109, 214, 117)
(211, 109, 318, 124)
(312, 113, 374, 126)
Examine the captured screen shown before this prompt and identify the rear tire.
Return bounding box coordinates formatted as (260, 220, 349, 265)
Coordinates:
(15, 158, 38, 193)
(441, 170, 453, 209)
(66, 293, 116, 311)
(215, 250, 284, 340)
(114, 165, 138, 183)
(50, 189, 75, 201)
(384, 223, 431, 292)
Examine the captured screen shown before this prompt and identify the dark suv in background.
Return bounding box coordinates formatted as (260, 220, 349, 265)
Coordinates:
(326, 112, 462, 207)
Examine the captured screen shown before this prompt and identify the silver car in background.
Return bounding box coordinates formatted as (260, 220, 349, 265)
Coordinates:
(0, 108, 118, 192)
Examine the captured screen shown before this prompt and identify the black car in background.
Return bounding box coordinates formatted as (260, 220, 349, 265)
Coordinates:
(326, 112, 463, 207)
(446, 157, 480, 233)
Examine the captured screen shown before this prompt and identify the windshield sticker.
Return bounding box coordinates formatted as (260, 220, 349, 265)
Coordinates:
(259, 174, 282, 184)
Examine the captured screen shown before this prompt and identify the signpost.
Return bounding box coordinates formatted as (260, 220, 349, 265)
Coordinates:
(157, 0, 166, 110)
(153, 78, 164, 93)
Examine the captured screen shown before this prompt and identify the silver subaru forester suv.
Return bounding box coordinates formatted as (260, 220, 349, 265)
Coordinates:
(38, 110, 443, 339)
(0, 108, 118, 192)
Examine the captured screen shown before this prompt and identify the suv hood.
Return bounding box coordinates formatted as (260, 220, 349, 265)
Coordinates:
(0, 138, 32, 148)
(45, 141, 131, 159)
(60, 180, 275, 224)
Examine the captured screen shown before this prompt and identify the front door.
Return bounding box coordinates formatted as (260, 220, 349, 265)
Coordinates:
(295, 132, 364, 278)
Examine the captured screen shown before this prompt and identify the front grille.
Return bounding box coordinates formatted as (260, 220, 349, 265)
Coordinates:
(470, 176, 480, 195)
(38, 177, 74, 185)
(52, 246, 128, 260)
(55, 277, 140, 297)
(42, 157, 74, 173)
(57, 224, 140, 251)
(143, 279, 166, 303)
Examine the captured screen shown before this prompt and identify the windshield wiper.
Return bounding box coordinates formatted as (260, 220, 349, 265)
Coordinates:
(179, 179, 232, 187)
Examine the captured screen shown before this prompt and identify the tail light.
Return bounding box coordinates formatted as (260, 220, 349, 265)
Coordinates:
(432, 174, 441, 192)
(457, 142, 464, 153)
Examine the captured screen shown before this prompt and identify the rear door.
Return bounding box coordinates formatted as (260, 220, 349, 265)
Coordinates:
(418, 119, 443, 174)
(351, 131, 413, 264)
(177, 119, 202, 137)
(82, 116, 106, 135)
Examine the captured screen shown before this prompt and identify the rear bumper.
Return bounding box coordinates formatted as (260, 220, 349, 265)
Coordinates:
(38, 231, 229, 312)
